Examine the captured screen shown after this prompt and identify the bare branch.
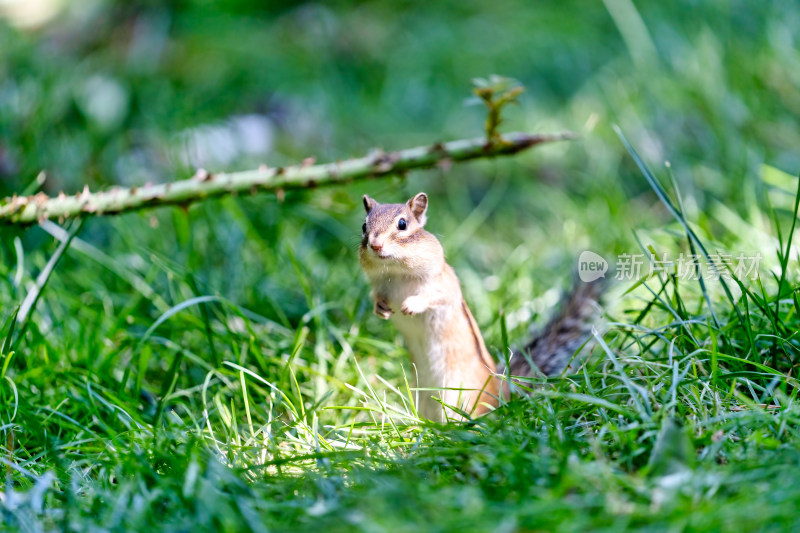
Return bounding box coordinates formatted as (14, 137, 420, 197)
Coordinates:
(0, 131, 575, 226)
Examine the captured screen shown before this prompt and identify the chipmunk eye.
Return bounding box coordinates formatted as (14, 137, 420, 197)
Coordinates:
(397, 218, 407, 230)
(362, 223, 367, 233)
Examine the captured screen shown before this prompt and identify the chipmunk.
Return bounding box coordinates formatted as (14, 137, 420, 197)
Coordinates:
(358, 192, 604, 421)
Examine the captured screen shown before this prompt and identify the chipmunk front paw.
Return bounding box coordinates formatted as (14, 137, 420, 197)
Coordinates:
(401, 295, 428, 316)
(374, 298, 393, 320)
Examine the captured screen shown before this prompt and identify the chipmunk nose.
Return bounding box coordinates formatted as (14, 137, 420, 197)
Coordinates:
(369, 234, 385, 253)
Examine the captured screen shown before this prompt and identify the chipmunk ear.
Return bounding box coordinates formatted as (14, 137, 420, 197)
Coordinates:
(362, 195, 377, 214)
(407, 192, 428, 225)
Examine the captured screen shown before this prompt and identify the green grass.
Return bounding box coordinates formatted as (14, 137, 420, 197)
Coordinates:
(2, 1, 800, 531)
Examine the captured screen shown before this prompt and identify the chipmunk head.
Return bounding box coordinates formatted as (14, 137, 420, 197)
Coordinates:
(359, 192, 443, 276)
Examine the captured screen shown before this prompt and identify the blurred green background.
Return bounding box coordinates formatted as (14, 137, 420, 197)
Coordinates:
(4, 0, 798, 325)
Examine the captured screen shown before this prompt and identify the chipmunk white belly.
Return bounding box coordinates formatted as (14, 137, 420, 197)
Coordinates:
(373, 277, 451, 417)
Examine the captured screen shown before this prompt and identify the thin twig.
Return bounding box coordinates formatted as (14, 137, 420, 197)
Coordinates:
(0, 131, 575, 226)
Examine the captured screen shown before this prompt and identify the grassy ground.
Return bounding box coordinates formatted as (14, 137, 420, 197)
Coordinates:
(2, 1, 800, 531)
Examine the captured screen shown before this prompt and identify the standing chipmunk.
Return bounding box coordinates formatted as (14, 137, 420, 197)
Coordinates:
(358, 192, 604, 421)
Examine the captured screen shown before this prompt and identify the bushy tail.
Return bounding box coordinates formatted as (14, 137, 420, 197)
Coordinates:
(507, 278, 606, 378)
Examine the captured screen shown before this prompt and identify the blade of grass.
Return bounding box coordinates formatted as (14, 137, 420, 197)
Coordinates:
(13, 218, 85, 350)
(614, 126, 747, 336)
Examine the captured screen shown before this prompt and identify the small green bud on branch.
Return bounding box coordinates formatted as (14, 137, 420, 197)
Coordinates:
(472, 75, 525, 144)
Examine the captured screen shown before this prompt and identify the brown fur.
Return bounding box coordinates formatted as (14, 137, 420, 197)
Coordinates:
(359, 192, 498, 420)
(359, 192, 604, 420)
(507, 278, 604, 378)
